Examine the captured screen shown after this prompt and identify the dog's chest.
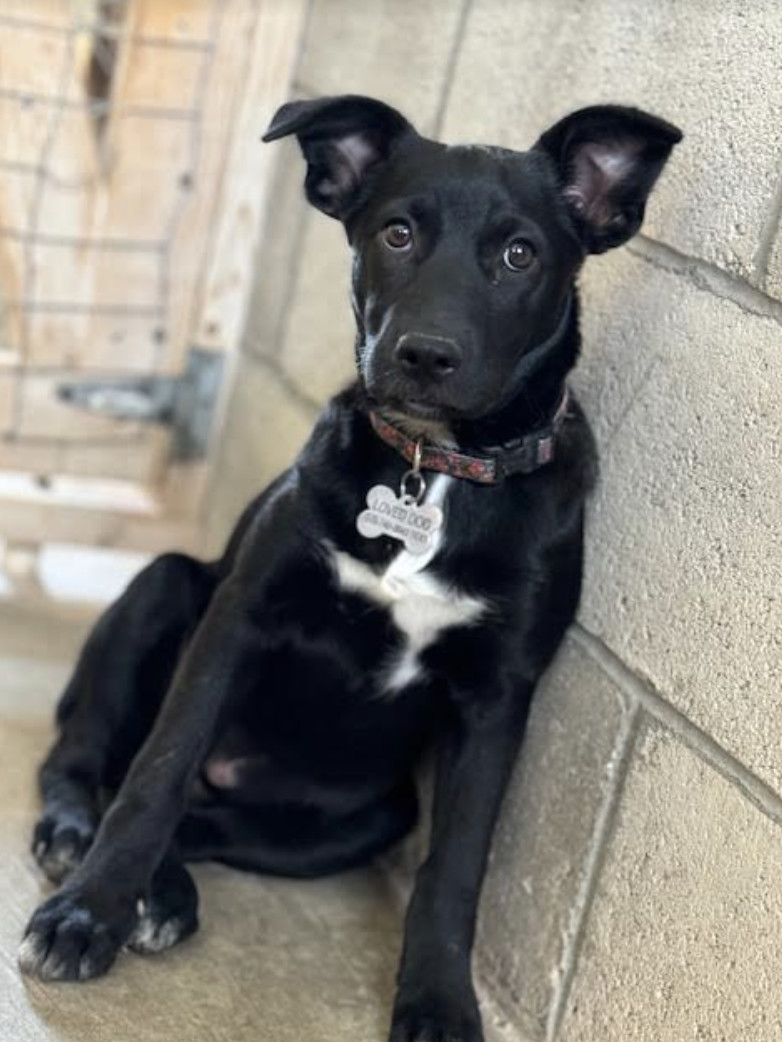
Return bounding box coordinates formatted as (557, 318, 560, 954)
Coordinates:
(329, 475, 486, 693)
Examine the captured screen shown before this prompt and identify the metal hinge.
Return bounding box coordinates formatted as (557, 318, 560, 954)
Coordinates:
(57, 347, 224, 462)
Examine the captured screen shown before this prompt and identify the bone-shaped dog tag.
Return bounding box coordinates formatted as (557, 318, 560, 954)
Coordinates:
(356, 484, 443, 555)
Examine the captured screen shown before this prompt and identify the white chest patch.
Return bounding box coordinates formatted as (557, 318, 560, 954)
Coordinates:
(330, 475, 486, 694)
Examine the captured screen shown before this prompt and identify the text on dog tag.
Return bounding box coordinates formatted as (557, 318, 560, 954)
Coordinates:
(356, 485, 443, 555)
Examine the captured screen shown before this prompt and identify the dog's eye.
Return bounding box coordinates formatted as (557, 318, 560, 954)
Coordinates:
(382, 222, 413, 250)
(502, 238, 536, 272)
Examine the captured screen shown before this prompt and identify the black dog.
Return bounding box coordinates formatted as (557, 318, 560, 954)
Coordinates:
(20, 95, 680, 1042)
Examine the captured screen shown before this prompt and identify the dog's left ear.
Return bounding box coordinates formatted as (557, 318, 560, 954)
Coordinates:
(535, 105, 683, 253)
(262, 95, 415, 221)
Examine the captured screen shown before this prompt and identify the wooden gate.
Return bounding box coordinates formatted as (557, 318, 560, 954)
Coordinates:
(0, 0, 306, 575)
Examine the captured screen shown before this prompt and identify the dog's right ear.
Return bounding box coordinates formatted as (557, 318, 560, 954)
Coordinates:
(262, 95, 414, 221)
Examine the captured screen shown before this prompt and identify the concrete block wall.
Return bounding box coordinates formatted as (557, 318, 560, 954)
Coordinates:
(205, 3, 782, 1039)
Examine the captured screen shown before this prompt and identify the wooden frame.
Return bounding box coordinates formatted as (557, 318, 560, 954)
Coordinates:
(0, 0, 308, 557)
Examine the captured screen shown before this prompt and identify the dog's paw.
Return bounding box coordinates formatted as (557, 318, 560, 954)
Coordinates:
(127, 857, 199, 956)
(126, 896, 198, 955)
(390, 991, 484, 1042)
(19, 889, 132, 982)
(32, 812, 96, 884)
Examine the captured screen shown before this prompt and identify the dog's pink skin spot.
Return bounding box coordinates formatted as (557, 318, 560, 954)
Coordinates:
(205, 757, 240, 789)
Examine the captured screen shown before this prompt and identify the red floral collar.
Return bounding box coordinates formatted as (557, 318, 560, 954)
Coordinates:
(369, 388, 571, 485)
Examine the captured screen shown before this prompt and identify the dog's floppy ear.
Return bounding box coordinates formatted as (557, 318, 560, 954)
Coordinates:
(262, 95, 414, 220)
(535, 105, 682, 253)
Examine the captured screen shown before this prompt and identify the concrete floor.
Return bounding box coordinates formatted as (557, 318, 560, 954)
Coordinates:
(0, 600, 408, 1042)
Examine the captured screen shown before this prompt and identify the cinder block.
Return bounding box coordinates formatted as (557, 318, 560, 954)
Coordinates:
(298, 0, 467, 134)
(574, 250, 782, 792)
(574, 249, 674, 451)
(204, 356, 316, 554)
(560, 722, 782, 1041)
(443, 0, 782, 282)
(277, 212, 357, 405)
(475, 637, 627, 1041)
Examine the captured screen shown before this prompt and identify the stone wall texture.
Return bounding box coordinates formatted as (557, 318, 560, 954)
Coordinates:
(206, 3, 782, 1039)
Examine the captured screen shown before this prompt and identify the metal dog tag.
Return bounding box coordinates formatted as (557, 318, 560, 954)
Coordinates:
(356, 484, 443, 555)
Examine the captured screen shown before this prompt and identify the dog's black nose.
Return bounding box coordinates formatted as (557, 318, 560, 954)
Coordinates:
(394, 334, 462, 381)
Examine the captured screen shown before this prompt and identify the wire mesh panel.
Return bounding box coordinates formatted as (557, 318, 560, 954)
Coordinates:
(0, 0, 307, 552)
(0, 0, 224, 484)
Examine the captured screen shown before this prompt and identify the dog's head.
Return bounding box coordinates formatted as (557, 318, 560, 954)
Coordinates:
(264, 95, 681, 423)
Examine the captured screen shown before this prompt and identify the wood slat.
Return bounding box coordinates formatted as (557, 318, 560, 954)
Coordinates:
(0, 372, 14, 435)
(129, 0, 214, 45)
(0, 427, 168, 483)
(0, 15, 71, 97)
(163, 0, 259, 371)
(194, 0, 311, 359)
(25, 311, 161, 369)
(166, 0, 310, 525)
(31, 239, 159, 308)
(0, 1, 71, 29)
(118, 37, 205, 109)
(0, 485, 202, 554)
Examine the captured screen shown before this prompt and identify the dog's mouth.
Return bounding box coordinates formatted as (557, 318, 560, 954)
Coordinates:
(393, 398, 448, 420)
(365, 393, 458, 443)
(371, 393, 461, 422)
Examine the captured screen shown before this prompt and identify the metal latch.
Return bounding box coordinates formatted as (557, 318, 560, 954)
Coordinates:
(56, 347, 224, 461)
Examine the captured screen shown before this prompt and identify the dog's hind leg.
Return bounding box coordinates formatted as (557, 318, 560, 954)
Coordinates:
(176, 782, 418, 879)
(33, 553, 217, 884)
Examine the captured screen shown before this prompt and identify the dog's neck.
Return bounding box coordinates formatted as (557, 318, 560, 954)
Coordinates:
(456, 294, 580, 451)
(457, 339, 577, 452)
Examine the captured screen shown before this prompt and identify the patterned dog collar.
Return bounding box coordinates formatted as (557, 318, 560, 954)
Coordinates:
(369, 388, 571, 485)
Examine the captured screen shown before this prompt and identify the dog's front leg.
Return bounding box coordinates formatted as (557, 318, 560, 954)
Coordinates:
(390, 682, 533, 1042)
(19, 480, 306, 982)
(18, 574, 260, 981)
